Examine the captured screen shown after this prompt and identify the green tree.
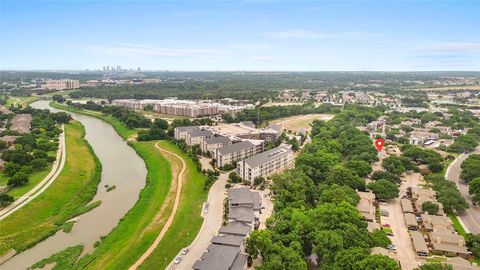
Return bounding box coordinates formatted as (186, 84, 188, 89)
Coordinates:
(466, 233, 480, 258)
(469, 178, 480, 204)
(31, 158, 48, 170)
(382, 156, 406, 175)
(270, 169, 317, 209)
(371, 171, 401, 183)
(354, 254, 400, 270)
(318, 184, 360, 206)
(367, 179, 399, 201)
(333, 248, 369, 270)
(417, 263, 453, 270)
(421, 201, 439, 215)
(8, 172, 30, 187)
(344, 160, 372, 178)
(0, 192, 14, 207)
(370, 229, 391, 248)
(326, 165, 366, 191)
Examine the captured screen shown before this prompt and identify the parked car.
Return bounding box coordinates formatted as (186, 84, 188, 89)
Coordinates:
(387, 244, 396, 250)
(174, 256, 182, 264)
(380, 202, 388, 206)
(383, 224, 391, 227)
(381, 212, 389, 217)
(416, 216, 422, 222)
(181, 248, 189, 255)
(203, 202, 209, 214)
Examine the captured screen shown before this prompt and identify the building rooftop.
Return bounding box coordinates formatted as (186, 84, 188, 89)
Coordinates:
(405, 213, 418, 227)
(430, 232, 469, 255)
(192, 244, 240, 270)
(203, 136, 231, 145)
(243, 145, 292, 168)
(188, 130, 214, 138)
(229, 206, 255, 223)
(401, 198, 414, 213)
(217, 141, 255, 155)
(410, 231, 429, 254)
(175, 126, 201, 132)
(211, 234, 245, 247)
(10, 114, 32, 134)
(218, 221, 252, 236)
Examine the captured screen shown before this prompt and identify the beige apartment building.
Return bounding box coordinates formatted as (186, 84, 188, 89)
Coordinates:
(186, 130, 214, 146)
(41, 80, 80, 90)
(174, 126, 201, 141)
(201, 136, 232, 155)
(236, 145, 293, 182)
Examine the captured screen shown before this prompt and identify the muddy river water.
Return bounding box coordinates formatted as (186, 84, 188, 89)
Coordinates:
(0, 100, 147, 269)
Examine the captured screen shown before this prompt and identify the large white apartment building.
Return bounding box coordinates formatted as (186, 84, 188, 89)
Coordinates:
(216, 141, 258, 168)
(186, 130, 214, 146)
(41, 80, 80, 90)
(237, 145, 293, 182)
(201, 136, 232, 154)
(111, 99, 253, 117)
(174, 126, 201, 141)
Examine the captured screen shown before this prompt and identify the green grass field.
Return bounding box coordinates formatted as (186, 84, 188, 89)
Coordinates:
(138, 141, 207, 270)
(0, 121, 101, 256)
(449, 214, 467, 237)
(6, 96, 39, 108)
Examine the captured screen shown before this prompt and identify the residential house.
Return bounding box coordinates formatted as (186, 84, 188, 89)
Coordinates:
(430, 232, 469, 256)
(410, 231, 429, 257)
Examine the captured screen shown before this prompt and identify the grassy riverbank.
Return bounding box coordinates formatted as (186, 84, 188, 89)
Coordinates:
(74, 141, 174, 269)
(0, 121, 101, 256)
(48, 102, 208, 269)
(0, 164, 52, 198)
(6, 96, 40, 108)
(50, 102, 138, 140)
(138, 141, 207, 270)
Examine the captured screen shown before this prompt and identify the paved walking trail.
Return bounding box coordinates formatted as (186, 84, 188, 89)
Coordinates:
(129, 142, 186, 270)
(0, 125, 66, 221)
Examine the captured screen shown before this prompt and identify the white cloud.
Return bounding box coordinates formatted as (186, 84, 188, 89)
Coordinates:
(264, 29, 378, 40)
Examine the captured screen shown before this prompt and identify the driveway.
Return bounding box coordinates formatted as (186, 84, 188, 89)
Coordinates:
(166, 171, 228, 270)
(445, 146, 480, 234)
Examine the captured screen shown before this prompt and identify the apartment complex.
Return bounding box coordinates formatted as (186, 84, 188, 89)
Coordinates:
(111, 99, 253, 117)
(201, 136, 232, 154)
(41, 80, 80, 90)
(174, 126, 201, 141)
(236, 145, 293, 182)
(185, 130, 214, 146)
(216, 141, 258, 168)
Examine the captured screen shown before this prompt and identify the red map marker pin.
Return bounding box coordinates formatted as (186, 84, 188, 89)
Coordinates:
(375, 138, 385, 152)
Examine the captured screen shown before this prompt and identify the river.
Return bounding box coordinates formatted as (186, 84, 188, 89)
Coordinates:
(0, 100, 147, 269)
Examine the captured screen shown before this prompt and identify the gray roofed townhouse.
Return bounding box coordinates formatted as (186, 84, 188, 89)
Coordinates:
(192, 244, 246, 270)
(175, 126, 201, 132)
(217, 141, 255, 155)
(410, 231, 429, 255)
(211, 234, 245, 247)
(228, 187, 262, 210)
(218, 221, 252, 236)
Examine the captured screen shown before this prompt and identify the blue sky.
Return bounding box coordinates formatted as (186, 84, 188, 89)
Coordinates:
(1, 0, 479, 71)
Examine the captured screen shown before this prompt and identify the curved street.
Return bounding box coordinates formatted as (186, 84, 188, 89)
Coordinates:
(0, 125, 66, 221)
(445, 146, 480, 234)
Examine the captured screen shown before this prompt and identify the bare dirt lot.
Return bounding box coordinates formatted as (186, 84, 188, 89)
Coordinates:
(271, 114, 334, 131)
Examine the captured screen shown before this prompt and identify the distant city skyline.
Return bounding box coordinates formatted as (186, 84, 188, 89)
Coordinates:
(1, 0, 479, 71)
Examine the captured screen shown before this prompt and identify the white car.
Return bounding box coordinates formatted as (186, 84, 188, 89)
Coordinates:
(181, 248, 189, 255)
(174, 256, 182, 264)
(387, 244, 396, 251)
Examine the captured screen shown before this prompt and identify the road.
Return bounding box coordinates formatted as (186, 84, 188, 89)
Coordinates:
(166, 171, 228, 270)
(383, 172, 423, 270)
(0, 125, 66, 221)
(445, 146, 480, 234)
(129, 142, 186, 270)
